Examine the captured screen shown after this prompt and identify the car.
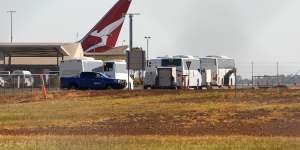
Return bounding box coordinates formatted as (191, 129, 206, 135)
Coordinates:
(12, 70, 34, 87)
(0, 77, 5, 87)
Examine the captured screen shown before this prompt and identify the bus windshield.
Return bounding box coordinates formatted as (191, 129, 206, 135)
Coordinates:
(161, 59, 182, 67)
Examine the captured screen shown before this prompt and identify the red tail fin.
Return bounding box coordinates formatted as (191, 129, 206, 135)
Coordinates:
(81, 0, 132, 53)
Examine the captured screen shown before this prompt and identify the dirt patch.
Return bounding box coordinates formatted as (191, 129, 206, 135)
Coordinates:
(161, 96, 300, 105)
(1, 89, 300, 104)
(0, 109, 299, 137)
(0, 90, 183, 104)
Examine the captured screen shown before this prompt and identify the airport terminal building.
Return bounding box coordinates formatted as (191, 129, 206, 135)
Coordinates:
(0, 43, 128, 74)
(0, 43, 83, 74)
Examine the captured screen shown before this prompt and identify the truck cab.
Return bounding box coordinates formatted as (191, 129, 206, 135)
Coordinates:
(103, 60, 134, 90)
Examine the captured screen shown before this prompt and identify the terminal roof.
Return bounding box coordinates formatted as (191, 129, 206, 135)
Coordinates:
(0, 43, 70, 57)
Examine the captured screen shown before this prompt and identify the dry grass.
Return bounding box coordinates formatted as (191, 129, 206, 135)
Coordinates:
(0, 89, 298, 136)
(0, 135, 298, 150)
(0, 89, 299, 149)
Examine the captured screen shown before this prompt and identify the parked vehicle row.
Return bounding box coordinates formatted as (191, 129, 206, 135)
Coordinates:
(0, 58, 133, 90)
(144, 55, 236, 89)
(59, 57, 133, 90)
(0, 55, 235, 91)
(0, 70, 34, 88)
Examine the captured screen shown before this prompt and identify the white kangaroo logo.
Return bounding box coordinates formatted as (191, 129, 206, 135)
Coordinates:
(85, 17, 125, 52)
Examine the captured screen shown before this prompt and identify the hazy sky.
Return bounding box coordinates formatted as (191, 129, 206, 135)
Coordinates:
(1, 0, 300, 78)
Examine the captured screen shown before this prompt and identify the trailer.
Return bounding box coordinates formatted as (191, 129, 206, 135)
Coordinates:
(200, 56, 236, 88)
(144, 55, 201, 89)
(156, 67, 177, 88)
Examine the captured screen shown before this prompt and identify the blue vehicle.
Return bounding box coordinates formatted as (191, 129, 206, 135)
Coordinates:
(60, 72, 127, 90)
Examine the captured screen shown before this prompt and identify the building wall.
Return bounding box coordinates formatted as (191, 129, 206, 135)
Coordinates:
(92, 55, 127, 61)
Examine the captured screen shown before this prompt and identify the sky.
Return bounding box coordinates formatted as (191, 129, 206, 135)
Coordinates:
(1, 0, 300, 78)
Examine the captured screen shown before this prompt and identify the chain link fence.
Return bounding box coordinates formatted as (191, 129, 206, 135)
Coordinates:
(0, 73, 60, 97)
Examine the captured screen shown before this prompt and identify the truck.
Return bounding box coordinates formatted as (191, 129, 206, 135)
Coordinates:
(60, 58, 132, 90)
(60, 72, 127, 90)
(144, 55, 202, 89)
(156, 67, 177, 88)
(103, 60, 134, 90)
(59, 57, 103, 78)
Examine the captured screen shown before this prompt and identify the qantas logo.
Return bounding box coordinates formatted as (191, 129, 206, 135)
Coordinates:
(85, 17, 125, 53)
(80, 0, 132, 53)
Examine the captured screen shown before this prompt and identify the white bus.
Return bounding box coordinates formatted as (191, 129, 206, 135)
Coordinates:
(200, 56, 236, 87)
(144, 55, 202, 89)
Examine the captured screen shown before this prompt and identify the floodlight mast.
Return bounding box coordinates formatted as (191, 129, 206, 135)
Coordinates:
(7, 10, 16, 43)
(145, 36, 151, 65)
(126, 13, 140, 51)
(125, 13, 140, 91)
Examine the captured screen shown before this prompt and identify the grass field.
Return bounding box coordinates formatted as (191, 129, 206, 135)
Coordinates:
(0, 136, 299, 150)
(0, 89, 299, 149)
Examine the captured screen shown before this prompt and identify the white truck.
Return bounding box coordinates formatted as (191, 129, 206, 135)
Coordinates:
(59, 57, 103, 78)
(144, 55, 202, 89)
(103, 60, 134, 90)
(60, 58, 133, 90)
(156, 67, 177, 88)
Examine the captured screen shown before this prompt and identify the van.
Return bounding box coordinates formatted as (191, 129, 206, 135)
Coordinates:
(12, 70, 34, 87)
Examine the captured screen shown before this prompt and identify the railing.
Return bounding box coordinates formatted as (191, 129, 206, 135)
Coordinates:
(0, 73, 60, 96)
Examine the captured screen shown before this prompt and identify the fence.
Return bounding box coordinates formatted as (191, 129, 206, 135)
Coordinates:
(0, 73, 60, 97)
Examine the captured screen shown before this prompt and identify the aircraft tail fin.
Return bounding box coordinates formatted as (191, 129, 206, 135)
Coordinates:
(80, 0, 132, 53)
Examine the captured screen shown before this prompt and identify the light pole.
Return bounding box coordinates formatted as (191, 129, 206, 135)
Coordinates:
(126, 13, 140, 51)
(251, 61, 254, 88)
(126, 13, 140, 91)
(145, 36, 151, 65)
(7, 10, 16, 43)
(277, 61, 279, 87)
